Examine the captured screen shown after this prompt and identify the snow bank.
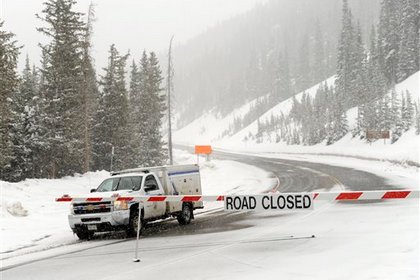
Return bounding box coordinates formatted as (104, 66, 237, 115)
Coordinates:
(219, 128, 419, 165)
(1, 171, 110, 256)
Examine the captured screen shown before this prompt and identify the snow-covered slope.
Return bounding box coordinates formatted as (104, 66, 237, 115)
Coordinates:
(228, 76, 336, 144)
(175, 72, 420, 164)
(173, 95, 268, 145)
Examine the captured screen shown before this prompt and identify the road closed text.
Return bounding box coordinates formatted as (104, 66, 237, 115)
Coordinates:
(224, 194, 313, 211)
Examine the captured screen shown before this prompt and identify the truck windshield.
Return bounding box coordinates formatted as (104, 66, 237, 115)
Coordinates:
(95, 176, 143, 192)
(96, 178, 120, 192)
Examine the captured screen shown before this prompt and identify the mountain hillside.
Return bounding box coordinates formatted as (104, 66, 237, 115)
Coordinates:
(172, 0, 381, 126)
(174, 71, 420, 165)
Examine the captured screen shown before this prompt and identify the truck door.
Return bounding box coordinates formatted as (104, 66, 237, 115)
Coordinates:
(143, 175, 166, 218)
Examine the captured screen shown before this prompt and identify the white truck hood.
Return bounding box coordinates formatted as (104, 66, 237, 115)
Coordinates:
(86, 190, 136, 198)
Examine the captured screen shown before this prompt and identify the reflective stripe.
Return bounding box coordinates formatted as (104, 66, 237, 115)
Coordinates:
(168, 170, 200, 176)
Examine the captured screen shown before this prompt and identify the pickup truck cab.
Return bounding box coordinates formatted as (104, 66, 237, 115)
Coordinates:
(68, 164, 203, 240)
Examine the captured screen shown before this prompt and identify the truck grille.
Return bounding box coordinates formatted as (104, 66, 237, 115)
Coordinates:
(73, 202, 112, 215)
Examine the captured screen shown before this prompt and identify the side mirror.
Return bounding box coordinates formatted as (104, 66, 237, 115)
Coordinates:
(90, 188, 96, 193)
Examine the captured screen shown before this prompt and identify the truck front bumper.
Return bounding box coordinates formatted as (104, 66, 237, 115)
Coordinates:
(68, 210, 130, 232)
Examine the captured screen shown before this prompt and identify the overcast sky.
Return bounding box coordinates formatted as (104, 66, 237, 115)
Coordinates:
(1, 0, 266, 71)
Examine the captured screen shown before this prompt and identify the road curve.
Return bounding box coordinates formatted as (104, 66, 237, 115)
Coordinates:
(208, 149, 398, 192)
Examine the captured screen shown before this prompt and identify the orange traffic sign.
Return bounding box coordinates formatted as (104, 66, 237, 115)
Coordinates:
(195, 145, 212, 155)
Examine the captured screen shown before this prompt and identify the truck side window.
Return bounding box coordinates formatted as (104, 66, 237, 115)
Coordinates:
(144, 175, 158, 192)
(132, 176, 142, 191)
(118, 177, 134, 190)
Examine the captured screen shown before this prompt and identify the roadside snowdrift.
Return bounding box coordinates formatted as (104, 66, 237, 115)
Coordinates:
(1, 171, 110, 256)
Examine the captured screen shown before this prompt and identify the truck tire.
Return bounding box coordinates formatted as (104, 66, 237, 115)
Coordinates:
(75, 229, 94, 240)
(127, 210, 143, 237)
(177, 203, 192, 225)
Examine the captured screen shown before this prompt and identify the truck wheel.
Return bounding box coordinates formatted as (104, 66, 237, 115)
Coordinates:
(75, 229, 94, 240)
(177, 203, 192, 225)
(127, 210, 143, 237)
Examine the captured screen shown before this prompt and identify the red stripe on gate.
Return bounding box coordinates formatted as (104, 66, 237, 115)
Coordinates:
(56, 197, 72, 202)
(182, 196, 201, 202)
(217, 195, 224, 201)
(382, 191, 411, 199)
(336, 192, 363, 200)
(313, 193, 319, 199)
(117, 197, 134, 201)
(86, 197, 103, 202)
(147, 196, 166, 202)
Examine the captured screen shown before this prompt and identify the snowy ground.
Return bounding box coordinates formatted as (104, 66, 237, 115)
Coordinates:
(0, 149, 276, 264)
(1, 149, 419, 279)
(2, 198, 418, 280)
(0, 171, 110, 257)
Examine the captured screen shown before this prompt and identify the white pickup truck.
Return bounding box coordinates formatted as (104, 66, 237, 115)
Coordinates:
(68, 164, 203, 240)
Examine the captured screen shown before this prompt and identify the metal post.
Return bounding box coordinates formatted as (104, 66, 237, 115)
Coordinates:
(133, 209, 141, 262)
(167, 35, 174, 165)
(110, 145, 114, 172)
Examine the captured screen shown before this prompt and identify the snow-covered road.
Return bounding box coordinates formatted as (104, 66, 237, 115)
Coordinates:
(1, 149, 418, 279)
(1, 199, 418, 280)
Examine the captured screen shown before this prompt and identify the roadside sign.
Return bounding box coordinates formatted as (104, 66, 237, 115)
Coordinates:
(195, 145, 212, 154)
(195, 145, 212, 164)
(366, 130, 390, 140)
(224, 194, 314, 211)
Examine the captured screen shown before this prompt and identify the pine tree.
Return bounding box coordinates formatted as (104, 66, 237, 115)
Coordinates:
(11, 56, 41, 180)
(37, 0, 87, 177)
(273, 50, 292, 102)
(402, 90, 414, 131)
(0, 21, 20, 181)
(335, 0, 363, 108)
(377, 0, 401, 84)
(380, 93, 392, 131)
(352, 22, 368, 107)
(326, 94, 348, 145)
(128, 59, 142, 167)
(137, 52, 167, 166)
(390, 89, 403, 143)
(415, 101, 420, 135)
(312, 19, 327, 84)
(397, 0, 419, 81)
(313, 83, 329, 141)
(93, 44, 129, 171)
(366, 25, 388, 102)
(79, 3, 99, 173)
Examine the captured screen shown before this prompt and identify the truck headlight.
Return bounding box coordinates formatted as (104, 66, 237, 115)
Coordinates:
(114, 201, 129, 210)
(70, 204, 75, 214)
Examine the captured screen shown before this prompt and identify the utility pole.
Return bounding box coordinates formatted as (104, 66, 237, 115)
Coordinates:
(167, 35, 174, 165)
